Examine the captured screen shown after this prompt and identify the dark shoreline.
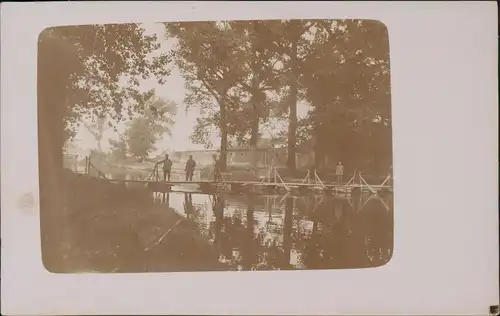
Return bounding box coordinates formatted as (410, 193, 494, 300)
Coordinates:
(41, 170, 225, 273)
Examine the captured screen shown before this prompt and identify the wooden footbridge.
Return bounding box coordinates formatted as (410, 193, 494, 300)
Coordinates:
(85, 157, 393, 196)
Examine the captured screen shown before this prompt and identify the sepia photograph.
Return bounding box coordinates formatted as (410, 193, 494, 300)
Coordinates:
(38, 19, 393, 273)
(2, 1, 498, 315)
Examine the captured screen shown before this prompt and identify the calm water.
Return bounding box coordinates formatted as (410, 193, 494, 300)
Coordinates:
(146, 190, 393, 271)
(63, 169, 393, 273)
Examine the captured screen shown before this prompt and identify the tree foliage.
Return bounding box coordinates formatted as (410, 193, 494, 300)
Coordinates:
(38, 23, 172, 159)
(299, 20, 391, 172)
(167, 19, 391, 173)
(124, 95, 177, 160)
(224, 21, 287, 147)
(125, 117, 157, 160)
(164, 21, 251, 169)
(109, 136, 128, 161)
(41, 20, 392, 175)
(249, 20, 318, 169)
(84, 115, 108, 152)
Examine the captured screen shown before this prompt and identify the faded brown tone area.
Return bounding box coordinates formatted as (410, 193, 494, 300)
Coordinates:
(38, 19, 393, 273)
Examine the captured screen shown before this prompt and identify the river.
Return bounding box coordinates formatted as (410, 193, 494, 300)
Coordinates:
(55, 169, 393, 273)
(150, 191, 394, 271)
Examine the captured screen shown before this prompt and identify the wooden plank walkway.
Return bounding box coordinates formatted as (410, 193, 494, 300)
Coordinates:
(86, 159, 393, 196)
(103, 178, 391, 188)
(102, 178, 393, 195)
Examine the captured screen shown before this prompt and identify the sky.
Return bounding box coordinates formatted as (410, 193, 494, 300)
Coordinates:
(71, 22, 310, 156)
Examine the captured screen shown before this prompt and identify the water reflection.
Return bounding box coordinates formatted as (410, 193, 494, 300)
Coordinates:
(150, 191, 393, 271)
(72, 171, 393, 272)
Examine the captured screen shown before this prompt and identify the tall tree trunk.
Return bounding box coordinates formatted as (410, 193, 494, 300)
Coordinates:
(96, 117, 106, 152)
(250, 118, 259, 147)
(314, 105, 327, 168)
(249, 24, 261, 170)
(287, 41, 298, 171)
(250, 118, 259, 169)
(38, 37, 69, 272)
(219, 98, 228, 172)
(250, 69, 260, 169)
(314, 139, 323, 168)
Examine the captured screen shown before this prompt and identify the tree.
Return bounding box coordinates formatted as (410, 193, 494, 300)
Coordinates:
(143, 94, 178, 136)
(109, 135, 128, 161)
(165, 21, 304, 171)
(299, 20, 391, 173)
(38, 23, 171, 171)
(84, 115, 108, 152)
(125, 94, 177, 160)
(126, 117, 157, 160)
(259, 20, 317, 170)
(165, 21, 248, 171)
(224, 21, 286, 168)
(38, 24, 171, 271)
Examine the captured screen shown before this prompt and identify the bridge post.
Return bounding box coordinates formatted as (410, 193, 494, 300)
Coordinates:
(380, 173, 392, 187)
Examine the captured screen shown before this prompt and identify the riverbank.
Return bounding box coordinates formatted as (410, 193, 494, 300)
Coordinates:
(42, 170, 226, 273)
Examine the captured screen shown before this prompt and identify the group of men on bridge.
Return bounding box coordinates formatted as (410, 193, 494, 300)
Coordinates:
(154, 153, 222, 182)
(154, 152, 345, 183)
(154, 152, 346, 184)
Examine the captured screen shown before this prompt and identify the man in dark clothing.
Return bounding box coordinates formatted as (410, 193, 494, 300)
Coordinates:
(156, 154, 173, 181)
(185, 155, 196, 181)
(213, 154, 222, 182)
(336, 161, 344, 183)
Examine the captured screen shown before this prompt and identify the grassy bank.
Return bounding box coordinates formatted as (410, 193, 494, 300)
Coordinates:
(43, 170, 226, 273)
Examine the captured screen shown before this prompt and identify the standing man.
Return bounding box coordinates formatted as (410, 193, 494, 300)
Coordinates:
(336, 161, 344, 183)
(213, 154, 222, 182)
(185, 155, 196, 181)
(156, 154, 173, 181)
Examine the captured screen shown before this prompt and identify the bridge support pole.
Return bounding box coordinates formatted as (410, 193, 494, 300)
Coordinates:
(380, 173, 392, 187)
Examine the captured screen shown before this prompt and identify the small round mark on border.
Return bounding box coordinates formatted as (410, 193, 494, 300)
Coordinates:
(18, 192, 36, 214)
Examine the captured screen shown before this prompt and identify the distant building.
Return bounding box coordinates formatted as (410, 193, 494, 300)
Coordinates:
(171, 137, 313, 168)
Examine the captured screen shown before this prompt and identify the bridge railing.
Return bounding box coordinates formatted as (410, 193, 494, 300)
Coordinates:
(147, 163, 206, 182)
(84, 156, 107, 179)
(147, 164, 160, 181)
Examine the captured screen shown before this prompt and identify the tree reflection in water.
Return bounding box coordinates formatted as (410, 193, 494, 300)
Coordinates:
(174, 192, 393, 271)
(65, 188, 393, 273)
